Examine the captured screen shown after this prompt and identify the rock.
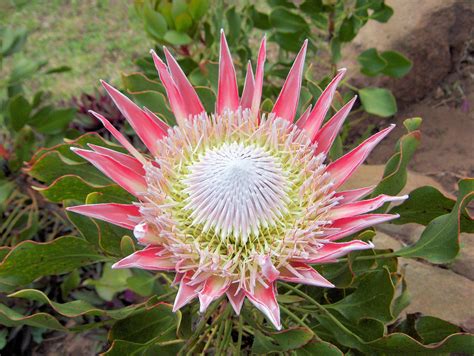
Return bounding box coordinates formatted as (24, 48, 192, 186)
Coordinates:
(451, 233, 474, 281)
(402, 259, 474, 331)
(342, 0, 474, 105)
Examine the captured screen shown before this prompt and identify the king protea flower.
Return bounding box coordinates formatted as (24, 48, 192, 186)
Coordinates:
(68, 31, 406, 329)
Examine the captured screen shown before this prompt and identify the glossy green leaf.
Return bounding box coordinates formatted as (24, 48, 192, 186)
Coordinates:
(164, 30, 192, 45)
(126, 90, 175, 125)
(390, 186, 473, 232)
(143, 5, 168, 39)
(381, 51, 412, 78)
(359, 87, 397, 117)
(127, 270, 156, 297)
(371, 4, 394, 23)
(85, 263, 132, 301)
(7, 94, 31, 131)
(189, 0, 208, 20)
(249, 6, 271, 30)
(0, 236, 106, 289)
(270, 8, 309, 34)
(8, 288, 145, 319)
(36, 175, 134, 204)
(121, 72, 166, 93)
(29, 108, 75, 134)
(60, 269, 81, 298)
(338, 16, 357, 42)
(326, 268, 395, 323)
(252, 328, 314, 353)
(357, 48, 387, 76)
(108, 303, 179, 344)
(415, 316, 461, 344)
(366, 333, 474, 354)
(295, 340, 344, 355)
(174, 13, 193, 32)
(26, 151, 111, 185)
(397, 178, 474, 263)
(371, 118, 421, 199)
(0, 304, 65, 331)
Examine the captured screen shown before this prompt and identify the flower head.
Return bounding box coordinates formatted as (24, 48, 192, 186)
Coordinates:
(68, 32, 406, 329)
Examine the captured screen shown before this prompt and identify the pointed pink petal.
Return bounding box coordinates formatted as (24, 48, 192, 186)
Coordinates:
(143, 107, 170, 134)
(101, 81, 168, 156)
(88, 144, 145, 175)
(314, 96, 357, 154)
(71, 148, 147, 196)
(150, 50, 187, 123)
(300, 240, 374, 263)
(89, 111, 146, 164)
(297, 68, 346, 138)
(163, 47, 205, 116)
(334, 186, 375, 204)
(297, 104, 312, 124)
(198, 275, 230, 312)
(260, 256, 279, 283)
(133, 222, 162, 245)
(66, 203, 139, 229)
(326, 124, 395, 189)
(279, 262, 334, 288)
(226, 283, 245, 315)
(328, 194, 408, 220)
(240, 61, 255, 110)
(325, 214, 399, 241)
(173, 273, 201, 311)
(251, 36, 266, 119)
(216, 31, 239, 114)
(112, 246, 175, 270)
(245, 282, 281, 330)
(171, 272, 184, 287)
(272, 40, 307, 122)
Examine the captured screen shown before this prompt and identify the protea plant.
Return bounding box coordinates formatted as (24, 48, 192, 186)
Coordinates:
(67, 32, 406, 329)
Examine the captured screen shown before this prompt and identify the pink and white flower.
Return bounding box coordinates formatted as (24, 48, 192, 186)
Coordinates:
(68, 32, 406, 329)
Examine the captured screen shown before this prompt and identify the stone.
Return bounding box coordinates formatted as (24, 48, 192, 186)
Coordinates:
(342, 0, 474, 105)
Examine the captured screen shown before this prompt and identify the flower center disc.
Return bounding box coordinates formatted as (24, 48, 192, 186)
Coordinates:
(183, 142, 289, 243)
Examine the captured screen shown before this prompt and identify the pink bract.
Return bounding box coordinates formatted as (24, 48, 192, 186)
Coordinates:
(67, 31, 406, 330)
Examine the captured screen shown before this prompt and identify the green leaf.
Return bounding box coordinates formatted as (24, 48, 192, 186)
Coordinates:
(359, 87, 397, 117)
(36, 175, 134, 204)
(380, 51, 412, 78)
(295, 340, 344, 355)
(370, 4, 394, 23)
(164, 30, 192, 45)
(0, 304, 65, 331)
(330, 37, 341, 64)
(0, 236, 107, 289)
(143, 5, 168, 40)
(225, 7, 241, 45)
(339, 16, 357, 42)
(371, 118, 421, 199)
(326, 268, 395, 323)
(415, 316, 461, 344)
(366, 333, 474, 354)
(174, 13, 193, 32)
(270, 8, 309, 34)
(109, 303, 179, 344)
(8, 288, 145, 319)
(189, 0, 208, 20)
(0, 328, 7, 350)
(85, 263, 132, 301)
(120, 235, 136, 257)
(121, 72, 166, 93)
(126, 90, 175, 125)
(26, 151, 111, 185)
(397, 178, 474, 263)
(249, 6, 271, 30)
(357, 48, 387, 76)
(389, 186, 473, 232)
(195, 86, 216, 113)
(60, 269, 81, 299)
(29, 108, 75, 134)
(127, 270, 156, 297)
(252, 328, 314, 353)
(7, 94, 31, 131)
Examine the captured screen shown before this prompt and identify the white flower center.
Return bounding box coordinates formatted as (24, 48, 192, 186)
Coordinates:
(182, 142, 289, 243)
